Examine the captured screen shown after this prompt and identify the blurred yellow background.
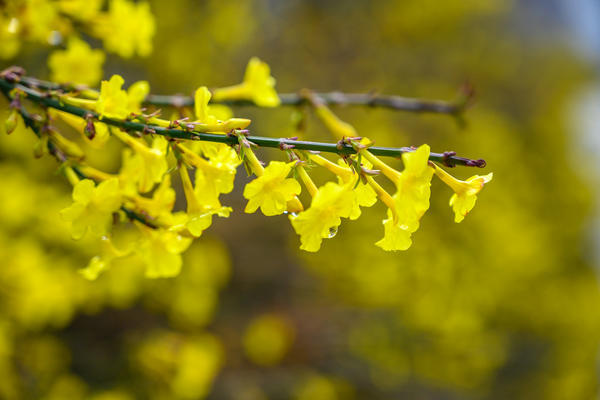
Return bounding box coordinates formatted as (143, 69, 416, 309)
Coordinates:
(1, 0, 600, 399)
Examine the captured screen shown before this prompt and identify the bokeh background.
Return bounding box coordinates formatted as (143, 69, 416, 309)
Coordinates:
(1, 0, 600, 399)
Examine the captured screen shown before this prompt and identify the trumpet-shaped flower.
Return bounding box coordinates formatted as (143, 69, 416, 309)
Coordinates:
(96, 75, 130, 119)
(48, 37, 105, 86)
(290, 182, 354, 252)
(115, 131, 169, 193)
(244, 161, 301, 216)
(375, 209, 412, 251)
(136, 225, 192, 278)
(50, 110, 109, 148)
(212, 57, 281, 107)
(60, 178, 122, 239)
(393, 144, 435, 231)
(434, 165, 493, 223)
(189, 86, 251, 133)
(371, 144, 434, 251)
(335, 159, 377, 220)
(132, 174, 176, 221)
(180, 167, 232, 237)
(97, 0, 155, 58)
(127, 80, 150, 113)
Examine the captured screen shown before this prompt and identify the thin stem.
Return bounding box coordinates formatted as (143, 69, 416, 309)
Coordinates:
(13, 74, 468, 115)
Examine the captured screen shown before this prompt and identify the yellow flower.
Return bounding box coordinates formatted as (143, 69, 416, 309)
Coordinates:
(243, 161, 301, 216)
(50, 110, 109, 148)
(290, 182, 354, 252)
(178, 143, 240, 208)
(433, 165, 493, 223)
(136, 225, 192, 278)
(96, 75, 130, 119)
(114, 131, 169, 193)
(190, 86, 251, 133)
(127, 80, 150, 113)
(334, 159, 377, 220)
(392, 144, 435, 231)
(375, 208, 412, 251)
(60, 178, 122, 240)
(48, 37, 105, 86)
(97, 0, 155, 58)
(180, 167, 232, 237)
(58, 0, 103, 21)
(79, 236, 131, 280)
(367, 144, 434, 251)
(212, 57, 281, 107)
(131, 174, 175, 221)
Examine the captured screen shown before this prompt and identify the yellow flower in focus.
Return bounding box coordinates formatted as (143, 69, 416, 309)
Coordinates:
(243, 314, 295, 366)
(48, 37, 105, 86)
(180, 167, 232, 238)
(98, 0, 155, 58)
(114, 131, 169, 193)
(190, 86, 251, 133)
(335, 159, 377, 220)
(212, 57, 281, 107)
(368, 144, 434, 251)
(132, 174, 175, 221)
(375, 208, 412, 251)
(50, 110, 109, 148)
(393, 144, 435, 232)
(433, 165, 493, 223)
(290, 182, 354, 252)
(60, 178, 122, 240)
(243, 161, 301, 216)
(96, 75, 130, 119)
(127, 80, 150, 113)
(136, 225, 192, 278)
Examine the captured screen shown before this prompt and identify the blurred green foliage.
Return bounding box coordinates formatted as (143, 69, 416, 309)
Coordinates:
(1, 0, 599, 399)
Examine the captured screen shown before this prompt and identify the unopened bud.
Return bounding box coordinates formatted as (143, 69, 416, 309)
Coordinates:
(5, 109, 18, 134)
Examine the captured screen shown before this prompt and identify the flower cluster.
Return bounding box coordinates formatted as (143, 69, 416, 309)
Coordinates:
(1, 0, 156, 87)
(1, 56, 492, 279)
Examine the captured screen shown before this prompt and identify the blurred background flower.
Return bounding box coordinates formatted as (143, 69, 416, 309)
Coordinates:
(1, 0, 600, 399)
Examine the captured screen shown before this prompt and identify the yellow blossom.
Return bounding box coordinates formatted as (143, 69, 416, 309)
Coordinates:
(131, 174, 175, 222)
(375, 208, 412, 251)
(60, 178, 122, 240)
(243, 161, 301, 216)
(178, 144, 240, 208)
(392, 144, 435, 231)
(50, 110, 109, 148)
(96, 0, 155, 58)
(96, 75, 130, 119)
(180, 167, 232, 238)
(127, 80, 150, 113)
(188, 86, 251, 133)
(364, 144, 434, 251)
(48, 37, 105, 86)
(212, 57, 281, 107)
(433, 165, 493, 223)
(290, 182, 354, 252)
(79, 236, 131, 280)
(136, 225, 192, 278)
(114, 130, 168, 193)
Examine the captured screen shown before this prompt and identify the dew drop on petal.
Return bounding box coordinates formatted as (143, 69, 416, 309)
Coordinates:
(327, 227, 338, 238)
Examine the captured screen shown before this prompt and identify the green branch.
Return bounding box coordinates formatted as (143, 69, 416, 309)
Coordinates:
(0, 76, 486, 168)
